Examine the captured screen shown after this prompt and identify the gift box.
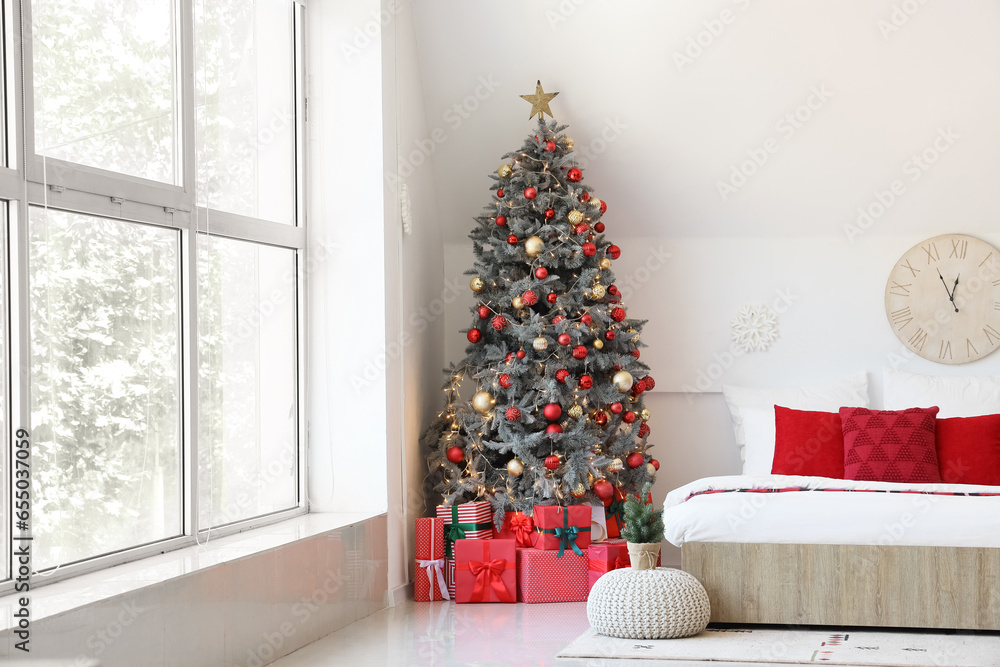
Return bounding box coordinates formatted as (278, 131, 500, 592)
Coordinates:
(436, 502, 494, 559)
(516, 545, 589, 603)
(533, 505, 591, 555)
(494, 511, 538, 547)
(587, 539, 631, 591)
(414, 517, 449, 601)
(603, 488, 653, 538)
(454, 538, 517, 604)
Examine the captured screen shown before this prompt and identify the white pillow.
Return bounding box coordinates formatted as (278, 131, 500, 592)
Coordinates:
(883, 368, 1000, 417)
(722, 372, 870, 462)
(741, 406, 777, 476)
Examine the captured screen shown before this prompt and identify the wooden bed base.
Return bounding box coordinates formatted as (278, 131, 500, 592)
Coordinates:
(682, 542, 1000, 631)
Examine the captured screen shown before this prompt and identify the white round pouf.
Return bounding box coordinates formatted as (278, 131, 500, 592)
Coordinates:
(587, 567, 711, 640)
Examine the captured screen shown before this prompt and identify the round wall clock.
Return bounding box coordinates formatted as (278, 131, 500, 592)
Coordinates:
(885, 234, 1000, 364)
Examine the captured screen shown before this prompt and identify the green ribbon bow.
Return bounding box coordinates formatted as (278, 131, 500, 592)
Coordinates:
(443, 505, 493, 559)
(538, 509, 590, 557)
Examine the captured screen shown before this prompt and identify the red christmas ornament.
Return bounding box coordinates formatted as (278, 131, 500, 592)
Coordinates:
(608, 285, 619, 296)
(610, 402, 623, 414)
(557, 333, 571, 346)
(594, 411, 608, 426)
(611, 307, 626, 322)
(582, 242, 597, 257)
(544, 208, 555, 219)
(633, 378, 646, 394)
(544, 140, 556, 152)
(543, 403, 562, 421)
(579, 374, 593, 389)
(505, 406, 522, 422)
(446, 446, 465, 464)
(524, 187, 537, 200)
(497, 188, 504, 198)
(643, 376, 656, 391)
(505, 352, 515, 363)
(516, 349, 526, 359)
(605, 330, 616, 340)
(495, 215, 507, 226)
(567, 167, 583, 182)
(600, 200, 607, 214)
(521, 290, 538, 306)
(607, 245, 621, 259)
(631, 349, 641, 359)
(467, 328, 482, 343)
(534, 267, 548, 279)
(638, 423, 651, 438)
(552, 315, 565, 324)
(572, 345, 588, 360)
(594, 221, 605, 233)
(507, 235, 518, 245)
(547, 292, 558, 304)
(623, 411, 636, 424)
(477, 305, 490, 318)
(627, 452, 645, 468)
(593, 479, 614, 500)
(651, 459, 660, 471)
(580, 191, 590, 202)
(555, 369, 570, 383)
(544, 455, 561, 470)
(546, 423, 563, 434)
(581, 314, 593, 325)
(490, 315, 507, 331)
(499, 373, 512, 388)
(575, 223, 589, 235)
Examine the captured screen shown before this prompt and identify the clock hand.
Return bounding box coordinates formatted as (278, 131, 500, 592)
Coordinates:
(937, 269, 955, 301)
(951, 274, 959, 313)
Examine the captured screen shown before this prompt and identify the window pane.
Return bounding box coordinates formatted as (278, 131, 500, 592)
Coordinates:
(195, 0, 295, 224)
(31, 0, 178, 183)
(29, 208, 182, 570)
(198, 235, 297, 528)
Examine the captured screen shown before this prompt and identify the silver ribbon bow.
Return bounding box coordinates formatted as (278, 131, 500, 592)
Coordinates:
(417, 558, 450, 601)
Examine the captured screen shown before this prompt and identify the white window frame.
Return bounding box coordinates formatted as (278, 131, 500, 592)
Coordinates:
(0, 0, 308, 592)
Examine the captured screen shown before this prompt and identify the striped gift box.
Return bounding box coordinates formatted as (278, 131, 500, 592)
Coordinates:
(435, 501, 494, 558)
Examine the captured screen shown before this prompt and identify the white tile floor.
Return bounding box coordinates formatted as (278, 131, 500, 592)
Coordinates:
(270, 600, 814, 666)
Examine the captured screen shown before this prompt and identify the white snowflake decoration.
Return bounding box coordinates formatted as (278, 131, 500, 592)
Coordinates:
(730, 304, 779, 352)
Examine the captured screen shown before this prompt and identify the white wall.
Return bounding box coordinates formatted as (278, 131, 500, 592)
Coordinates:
(415, 1, 1000, 566)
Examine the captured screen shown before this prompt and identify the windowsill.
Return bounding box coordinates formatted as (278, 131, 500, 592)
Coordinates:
(0, 511, 382, 632)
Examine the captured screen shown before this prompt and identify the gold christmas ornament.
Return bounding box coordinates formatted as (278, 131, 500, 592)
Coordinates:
(568, 404, 584, 419)
(613, 370, 634, 393)
(590, 284, 606, 299)
(512, 296, 525, 309)
(640, 408, 651, 421)
(589, 197, 602, 209)
(564, 136, 574, 149)
(470, 276, 485, 292)
(571, 483, 587, 498)
(507, 458, 524, 477)
(599, 258, 612, 270)
(646, 463, 657, 477)
(608, 457, 624, 472)
(532, 336, 549, 351)
(567, 209, 584, 224)
(524, 235, 544, 258)
(629, 395, 638, 404)
(593, 339, 604, 350)
(497, 163, 512, 178)
(472, 391, 495, 413)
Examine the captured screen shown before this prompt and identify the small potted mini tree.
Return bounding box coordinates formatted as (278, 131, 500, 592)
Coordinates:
(621, 483, 664, 570)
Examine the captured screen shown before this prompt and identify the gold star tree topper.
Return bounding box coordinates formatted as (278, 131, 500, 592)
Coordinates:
(520, 80, 559, 120)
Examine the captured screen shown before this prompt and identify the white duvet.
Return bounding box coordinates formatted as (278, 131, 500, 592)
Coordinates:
(662, 474, 1000, 548)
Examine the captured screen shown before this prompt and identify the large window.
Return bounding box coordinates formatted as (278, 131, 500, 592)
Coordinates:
(0, 0, 305, 589)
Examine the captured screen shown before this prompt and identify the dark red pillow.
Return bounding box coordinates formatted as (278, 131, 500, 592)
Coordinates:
(839, 407, 941, 483)
(936, 414, 1000, 485)
(771, 406, 845, 479)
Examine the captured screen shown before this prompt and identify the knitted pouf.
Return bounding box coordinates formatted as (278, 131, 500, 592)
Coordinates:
(587, 567, 711, 640)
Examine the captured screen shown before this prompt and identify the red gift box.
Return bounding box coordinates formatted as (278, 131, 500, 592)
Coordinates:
(603, 488, 653, 538)
(436, 501, 494, 559)
(454, 539, 517, 604)
(587, 540, 630, 592)
(516, 545, 589, 603)
(494, 511, 538, 547)
(414, 517, 449, 601)
(533, 505, 591, 554)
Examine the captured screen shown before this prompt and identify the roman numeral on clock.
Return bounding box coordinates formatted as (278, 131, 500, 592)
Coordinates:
(968, 338, 979, 357)
(889, 281, 911, 297)
(922, 243, 940, 264)
(889, 307, 912, 329)
(939, 340, 953, 360)
(901, 260, 921, 277)
(950, 239, 968, 259)
(986, 325, 1000, 347)
(908, 328, 928, 351)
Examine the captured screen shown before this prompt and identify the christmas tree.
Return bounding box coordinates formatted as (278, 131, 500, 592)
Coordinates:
(422, 82, 658, 526)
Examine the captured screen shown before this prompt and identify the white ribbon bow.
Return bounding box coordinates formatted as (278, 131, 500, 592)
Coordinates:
(417, 558, 450, 601)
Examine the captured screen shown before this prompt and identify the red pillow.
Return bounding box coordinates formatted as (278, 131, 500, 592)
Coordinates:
(771, 406, 845, 479)
(840, 407, 941, 483)
(936, 414, 1000, 485)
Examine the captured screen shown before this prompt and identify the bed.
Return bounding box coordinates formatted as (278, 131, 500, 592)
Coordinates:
(663, 369, 1000, 631)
